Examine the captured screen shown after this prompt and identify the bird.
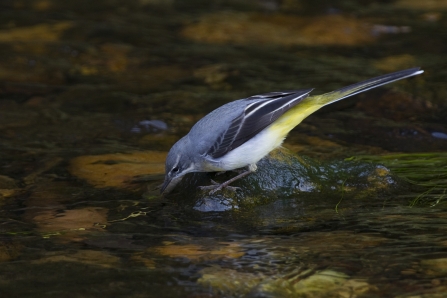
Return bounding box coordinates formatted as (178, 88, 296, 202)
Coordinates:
(161, 67, 424, 194)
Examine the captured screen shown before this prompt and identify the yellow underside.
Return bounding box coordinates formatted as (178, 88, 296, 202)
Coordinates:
(267, 97, 324, 139)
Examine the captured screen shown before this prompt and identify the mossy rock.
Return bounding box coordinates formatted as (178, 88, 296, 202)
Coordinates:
(165, 148, 397, 212)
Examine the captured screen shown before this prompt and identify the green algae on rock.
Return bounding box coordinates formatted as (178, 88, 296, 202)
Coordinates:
(349, 152, 447, 207)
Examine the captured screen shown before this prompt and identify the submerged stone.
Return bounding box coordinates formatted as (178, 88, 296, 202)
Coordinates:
(198, 267, 265, 296)
(0, 241, 23, 263)
(0, 175, 18, 189)
(32, 250, 120, 269)
(420, 258, 447, 276)
(0, 22, 72, 42)
(152, 242, 244, 261)
(198, 266, 377, 297)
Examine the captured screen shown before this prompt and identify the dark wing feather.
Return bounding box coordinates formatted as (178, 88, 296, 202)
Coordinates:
(208, 113, 244, 157)
(208, 89, 313, 158)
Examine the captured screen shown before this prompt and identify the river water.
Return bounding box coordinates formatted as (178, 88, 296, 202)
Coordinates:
(1, 0, 447, 297)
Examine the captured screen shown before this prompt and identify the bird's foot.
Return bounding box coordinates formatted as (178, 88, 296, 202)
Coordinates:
(199, 179, 241, 195)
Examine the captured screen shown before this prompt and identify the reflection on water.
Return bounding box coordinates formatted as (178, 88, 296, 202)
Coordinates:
(1, 0, 447, 297)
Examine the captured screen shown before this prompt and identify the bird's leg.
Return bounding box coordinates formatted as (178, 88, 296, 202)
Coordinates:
(215, 171, 226, 176)
(215, 168, 245, 176)
(199, 164, 257, 194)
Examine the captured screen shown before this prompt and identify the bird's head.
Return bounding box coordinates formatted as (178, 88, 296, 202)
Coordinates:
(160, 137, 196, 194)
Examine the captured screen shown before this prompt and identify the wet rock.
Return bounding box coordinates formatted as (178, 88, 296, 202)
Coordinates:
(181, 12, 375, 46)
(170, 147, 397, 211)
(69, 151, 166, 188)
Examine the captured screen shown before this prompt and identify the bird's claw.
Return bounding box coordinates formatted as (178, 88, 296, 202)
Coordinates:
(199, 180, 241, 194)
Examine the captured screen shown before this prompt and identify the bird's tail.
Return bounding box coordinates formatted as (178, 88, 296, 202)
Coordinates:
(309, 67, 423, 107)
(269, 67, 423, 136)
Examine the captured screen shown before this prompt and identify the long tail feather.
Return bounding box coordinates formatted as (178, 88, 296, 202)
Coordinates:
(270, 67, 423, 136)
(311, 67, 423, 106)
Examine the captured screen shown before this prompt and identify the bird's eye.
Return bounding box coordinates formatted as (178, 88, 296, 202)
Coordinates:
(171, 166, 179, 173)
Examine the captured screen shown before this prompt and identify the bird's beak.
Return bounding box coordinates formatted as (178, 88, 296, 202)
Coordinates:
(160, 175, 184, 194)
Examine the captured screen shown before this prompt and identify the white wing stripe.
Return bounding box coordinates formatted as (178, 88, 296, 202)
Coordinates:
(244, 99, 276, 118)
(244, 93, 306, 119)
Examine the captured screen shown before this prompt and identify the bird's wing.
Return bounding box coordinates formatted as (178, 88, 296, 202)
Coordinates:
(208, 89, 313, 158)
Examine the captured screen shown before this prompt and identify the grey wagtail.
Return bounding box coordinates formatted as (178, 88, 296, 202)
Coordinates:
(161, 67, 423, 194)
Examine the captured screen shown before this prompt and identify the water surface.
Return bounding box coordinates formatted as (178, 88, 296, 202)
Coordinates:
(1, 0, 447, 297)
